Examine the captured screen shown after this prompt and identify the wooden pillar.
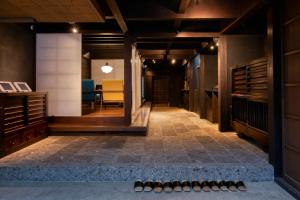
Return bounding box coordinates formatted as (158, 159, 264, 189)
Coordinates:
(218, 36, 231, 131)
(267, 3, 282, 175)
(124, 32, 135, 125)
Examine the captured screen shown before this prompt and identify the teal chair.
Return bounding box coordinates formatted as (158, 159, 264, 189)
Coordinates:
(82, 79, 95, 104)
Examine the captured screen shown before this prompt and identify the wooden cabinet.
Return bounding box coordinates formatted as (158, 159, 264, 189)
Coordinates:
(0, 92, 48, 157)
(231, 57, 269, 147)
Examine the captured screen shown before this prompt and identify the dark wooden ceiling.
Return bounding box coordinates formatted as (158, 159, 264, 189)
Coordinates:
(0, 0, 268, 60)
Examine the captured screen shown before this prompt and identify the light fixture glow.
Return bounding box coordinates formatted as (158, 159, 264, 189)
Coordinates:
(101, 62, 113, 73)
(152, 59, 156, 64)
(70, 23, 79, 33)
(171, 58, 176, 64)
(71, 27, 78, 33)
(210, 45, 215, 50)
(216, 42, 219, 46)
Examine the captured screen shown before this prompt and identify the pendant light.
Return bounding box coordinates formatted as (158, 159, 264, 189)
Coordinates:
(101, 62, 113, 73)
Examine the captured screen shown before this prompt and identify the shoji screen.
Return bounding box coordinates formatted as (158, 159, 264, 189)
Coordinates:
(36, 34, 82, 116)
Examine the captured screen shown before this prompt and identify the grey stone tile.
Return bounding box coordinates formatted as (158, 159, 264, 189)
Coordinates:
(116, 155, 142, 164)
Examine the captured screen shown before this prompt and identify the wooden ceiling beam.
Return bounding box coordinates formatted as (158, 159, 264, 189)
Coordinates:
(136, 32, 219, 39)
(106, 0, 128, 33)
(141, 55, 165, 59)
(124, 0, 238, 21)
(175, 0, 191, 31)
(220, 0, 265, 34)
(139, 50, 166, 55)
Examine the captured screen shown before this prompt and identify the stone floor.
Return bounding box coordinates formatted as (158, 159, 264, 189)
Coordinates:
(0, 181, 295, 200)
(0, 107, 273, 181)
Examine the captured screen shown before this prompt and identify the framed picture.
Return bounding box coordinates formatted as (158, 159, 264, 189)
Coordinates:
(0, 81, 17, 93)
(13, 82, 32, 92)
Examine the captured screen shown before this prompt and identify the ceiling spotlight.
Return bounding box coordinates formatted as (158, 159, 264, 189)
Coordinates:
(152, 59, 156, 64)
(213, 37, 219, 47)
(171, 59, 176, 64)
(70, 23, 79, 33)
(210, 45, 215, 50)
(71, 26, 78, 33)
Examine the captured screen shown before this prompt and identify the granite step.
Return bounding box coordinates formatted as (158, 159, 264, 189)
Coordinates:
(0, 163, 273, 182)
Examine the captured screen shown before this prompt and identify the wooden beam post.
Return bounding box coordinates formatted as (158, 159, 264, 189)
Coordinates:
(220, 0, 264, 34)
(106, 0, 128, 33)
(124, 32, 135, 125)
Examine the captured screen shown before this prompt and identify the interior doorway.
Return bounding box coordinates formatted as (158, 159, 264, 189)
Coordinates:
(152, 76, 170, 106)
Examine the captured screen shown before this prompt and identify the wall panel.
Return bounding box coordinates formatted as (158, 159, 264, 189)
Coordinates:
(36, 33, 82, 116)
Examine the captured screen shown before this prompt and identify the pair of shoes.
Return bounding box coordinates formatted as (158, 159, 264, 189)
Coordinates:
(173, 180, 191, 192)
(226, 181, 246, 192)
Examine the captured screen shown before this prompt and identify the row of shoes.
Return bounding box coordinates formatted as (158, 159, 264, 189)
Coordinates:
(134, 180, 246, 193)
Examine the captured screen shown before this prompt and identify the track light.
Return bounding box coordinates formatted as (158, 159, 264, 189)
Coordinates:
(213, 37, 219, 47)
(171, 59, 176, 64)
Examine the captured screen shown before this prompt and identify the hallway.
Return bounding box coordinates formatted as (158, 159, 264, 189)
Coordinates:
(0, 107, 272, 181)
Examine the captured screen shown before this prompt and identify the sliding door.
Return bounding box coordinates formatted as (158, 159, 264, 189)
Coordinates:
(282, 0, 300, 190)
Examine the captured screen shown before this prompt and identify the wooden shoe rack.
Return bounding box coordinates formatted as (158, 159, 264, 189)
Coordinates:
(231, 57, 269, 147)
(0, 92, 48, 157)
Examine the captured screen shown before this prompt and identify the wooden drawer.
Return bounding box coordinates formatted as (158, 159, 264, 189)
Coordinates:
(35, 123, 48, 137)
(4, 133, 23, 152)
(23, 129, 37, 142)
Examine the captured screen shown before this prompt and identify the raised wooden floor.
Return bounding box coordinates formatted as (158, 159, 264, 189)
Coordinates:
(49, 102, 151, 135)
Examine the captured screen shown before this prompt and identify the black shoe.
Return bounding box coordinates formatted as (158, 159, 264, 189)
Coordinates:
(134, 180, 144, 192)
(182, 181, 191, 192)
(210, 181, 220, 191)
(144, 181, 154, 192)
(154, 181, 163, 193)
(163, 181, 173, 193)
(191, 181, 201, 192)
(172, 180, 182, 192)
(236, 181, 246, 191)
(201, 180, 211, 192)
(219, 180, 228, 191)
(226, 181, 237, 192)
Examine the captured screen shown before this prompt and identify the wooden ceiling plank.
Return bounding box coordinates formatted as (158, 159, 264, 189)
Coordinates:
(220, 0, 264, 34)
(0, 0, 105, 22)
(106, 0, 128, 33)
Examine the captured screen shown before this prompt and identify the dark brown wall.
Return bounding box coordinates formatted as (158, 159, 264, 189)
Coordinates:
(199, 55, 218, 119)
(0, 23, 35, 89)
(82, 57, 91, 79)
(203, 55, 218, 90)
